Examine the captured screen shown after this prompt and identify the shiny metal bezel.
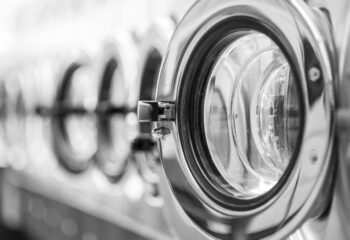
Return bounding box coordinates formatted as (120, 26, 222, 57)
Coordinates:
(133, 18, 175, 196)
(156, 0, 336, 239)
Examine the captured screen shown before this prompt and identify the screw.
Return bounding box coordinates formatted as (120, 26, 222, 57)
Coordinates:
(309, 67, 321, 82)
(310, 149, 318, 163)
(152, 127, 171, 139)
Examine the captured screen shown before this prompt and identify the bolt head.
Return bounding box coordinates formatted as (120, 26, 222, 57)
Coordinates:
(152, 127, 170, 139)
(310, 149, 318, 163)
(309, 67, 321, 82)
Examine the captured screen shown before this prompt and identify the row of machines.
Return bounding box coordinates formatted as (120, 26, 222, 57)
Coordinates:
(2, 0, 350, 239)
(0, 0, 193, 239)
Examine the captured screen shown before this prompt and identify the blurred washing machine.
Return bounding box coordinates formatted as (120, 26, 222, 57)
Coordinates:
(0, 1, 196, 240)
(94, 32, 139, 183)
(51, 47, 100, 174)
(23, 59, 60, 174)
(12, 0, 350, 240)
(3, 71, 27, 170)
(132, 17, 176, 206)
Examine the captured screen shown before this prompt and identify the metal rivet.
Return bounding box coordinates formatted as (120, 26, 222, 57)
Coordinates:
(152, 127, 170, 139)
(310, 149, 318, 163)
(309, 67, 321, 82)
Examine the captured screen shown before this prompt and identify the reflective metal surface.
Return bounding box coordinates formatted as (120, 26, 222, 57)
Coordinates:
(132, 18, 176, 205)
(202, 31, 301, 199)
(0, 1, 191, 239)
(1, 0, 350, 239)
(151, 0, 336, 239)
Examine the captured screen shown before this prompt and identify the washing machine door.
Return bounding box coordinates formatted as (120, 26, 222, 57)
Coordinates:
(4, 72, 27, 169)
(95, 34, 138, 182)
(138, 0, 337, 239)
(52, 56, 99, 174)
(27, 59, 59, 172)
(132, 18, 175, 204)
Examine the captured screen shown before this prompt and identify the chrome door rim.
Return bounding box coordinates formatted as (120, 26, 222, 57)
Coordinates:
(133, 18, 175, 204)
(156, 0, 336, 239)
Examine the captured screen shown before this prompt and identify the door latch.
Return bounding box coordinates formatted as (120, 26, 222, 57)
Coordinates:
(138, 101, 175, 122)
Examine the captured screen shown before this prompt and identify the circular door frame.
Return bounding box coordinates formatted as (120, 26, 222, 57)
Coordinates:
(3, 71, 27, 156)
(27, 59, 60, 172)
(133, 17, 176, 204)
(17, 63, 45, 170)
(95, 32, 139, 182)
(155, 0, 336, 239)
(52, 51, 99, 174)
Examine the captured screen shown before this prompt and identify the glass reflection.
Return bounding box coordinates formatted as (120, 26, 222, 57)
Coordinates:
(203, 31, 301, 199)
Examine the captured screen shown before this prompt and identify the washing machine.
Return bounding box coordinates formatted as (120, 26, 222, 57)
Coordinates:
(137, 0, 349, 239)
(94, 32, 139, 183)
(132, 17, 176, 206)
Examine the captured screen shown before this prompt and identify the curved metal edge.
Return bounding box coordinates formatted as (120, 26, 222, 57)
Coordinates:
(51, 46, 102, 174)
(94, 31, 139, 181)
(156, 0, 336, 239)
(132, 18, 176, 205)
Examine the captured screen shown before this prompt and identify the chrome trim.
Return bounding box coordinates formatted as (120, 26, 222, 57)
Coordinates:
(138, 101, 175, 122)
(155, 0, 336, 239)
(133, 18, 175, 206)
(138, 101, 160, 122)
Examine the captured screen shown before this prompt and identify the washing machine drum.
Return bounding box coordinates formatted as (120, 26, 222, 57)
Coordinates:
(138, 0, 337, 239)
